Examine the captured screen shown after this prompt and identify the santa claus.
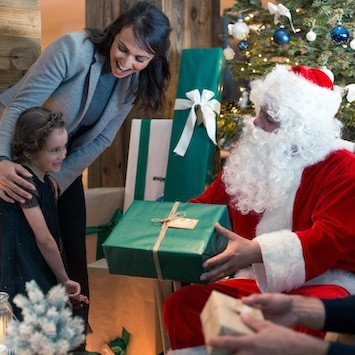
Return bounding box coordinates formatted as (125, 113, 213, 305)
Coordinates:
(163, 64, 355, 353)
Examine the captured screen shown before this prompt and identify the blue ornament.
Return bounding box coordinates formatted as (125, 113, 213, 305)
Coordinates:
(238, 39, 249, 50)
(273, 26, 291, 45)
(330, 24, 349, 45)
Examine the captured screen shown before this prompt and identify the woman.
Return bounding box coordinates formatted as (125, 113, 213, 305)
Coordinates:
(0, 1, 171, 332)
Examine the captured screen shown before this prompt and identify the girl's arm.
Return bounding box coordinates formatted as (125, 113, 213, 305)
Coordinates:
(21, 205, 81, 297)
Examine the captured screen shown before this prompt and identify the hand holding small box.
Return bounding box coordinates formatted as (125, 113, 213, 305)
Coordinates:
(201, 290, 264, 355)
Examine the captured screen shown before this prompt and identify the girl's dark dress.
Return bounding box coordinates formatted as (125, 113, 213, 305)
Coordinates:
(0, 166, 63, 318)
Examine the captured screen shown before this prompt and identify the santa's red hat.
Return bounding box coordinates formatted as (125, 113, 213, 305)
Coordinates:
(291, 65, 334, 90)
(250, 64, 342, 127)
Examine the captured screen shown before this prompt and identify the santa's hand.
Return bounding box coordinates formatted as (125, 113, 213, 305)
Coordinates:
(200, 223, 262, 282)
(0, 160, 35, 203)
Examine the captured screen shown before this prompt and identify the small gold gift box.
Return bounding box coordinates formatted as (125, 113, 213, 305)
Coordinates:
(201, 290, 264, 355)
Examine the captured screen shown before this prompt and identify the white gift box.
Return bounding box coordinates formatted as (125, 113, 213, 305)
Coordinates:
(201, 291, 264, 355)
(123, 118, 173, 212)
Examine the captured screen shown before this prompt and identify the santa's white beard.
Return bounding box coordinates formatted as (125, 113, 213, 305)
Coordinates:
(223, 119, 306, 215)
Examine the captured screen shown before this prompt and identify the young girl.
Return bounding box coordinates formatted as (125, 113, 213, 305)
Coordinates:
(0, 107, 88, 318)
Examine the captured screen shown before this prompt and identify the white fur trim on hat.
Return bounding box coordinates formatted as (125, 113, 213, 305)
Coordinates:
(250, 64, 342, 124)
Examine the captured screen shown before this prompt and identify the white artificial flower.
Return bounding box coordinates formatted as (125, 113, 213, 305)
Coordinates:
(5, 280, 85, 354)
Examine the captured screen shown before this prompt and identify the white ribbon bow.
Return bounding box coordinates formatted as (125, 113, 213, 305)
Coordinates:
(267, 2, 297, 33)
(173, 89, 221, 157)
(345, 84, 355, 103)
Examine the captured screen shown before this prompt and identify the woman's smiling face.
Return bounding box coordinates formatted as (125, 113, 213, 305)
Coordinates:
(110, 25, 154, 79)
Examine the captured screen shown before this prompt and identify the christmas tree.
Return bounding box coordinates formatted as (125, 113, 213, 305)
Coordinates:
(220, 0, 355, 144)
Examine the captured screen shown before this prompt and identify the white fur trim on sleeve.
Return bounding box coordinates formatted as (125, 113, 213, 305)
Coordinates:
(253, 230, 306, 292)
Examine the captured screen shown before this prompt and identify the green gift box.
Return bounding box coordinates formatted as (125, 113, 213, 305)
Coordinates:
(102, 200, 229, 284)
(163, 48, 225, 202)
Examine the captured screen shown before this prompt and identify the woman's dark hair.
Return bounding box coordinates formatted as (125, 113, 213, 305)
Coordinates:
(86, 1, 171, 111)
(12, 107, 65, 157)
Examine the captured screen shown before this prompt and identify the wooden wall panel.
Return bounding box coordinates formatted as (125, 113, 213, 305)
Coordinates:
(85, 0, 130, 188)
(0, 0, 41, 92)
(86, 0, 222, 188)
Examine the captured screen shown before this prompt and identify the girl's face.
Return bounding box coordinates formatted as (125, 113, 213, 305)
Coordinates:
(110, 25, 154, 79)
(29, 128, 68, 178)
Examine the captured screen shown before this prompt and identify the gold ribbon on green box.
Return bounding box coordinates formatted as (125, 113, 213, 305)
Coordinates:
(152, 201, 180, 280)
(103, 200, 230, 284)
(152, 201, 200, 280)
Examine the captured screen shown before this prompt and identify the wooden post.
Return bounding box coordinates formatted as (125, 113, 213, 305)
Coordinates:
(86, 0, 222, 188)
(0, 0, 41, 93)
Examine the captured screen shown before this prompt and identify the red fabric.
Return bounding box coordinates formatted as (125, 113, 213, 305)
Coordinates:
(291, 65, 334, 90)
(164, 279, 350, 349)
(192, 150, 355, 280)
(190, 174, 261, 240)
(293, 150, 355, 279)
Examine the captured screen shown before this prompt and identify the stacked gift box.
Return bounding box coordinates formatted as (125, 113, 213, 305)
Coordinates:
(164, 47, 225, 202)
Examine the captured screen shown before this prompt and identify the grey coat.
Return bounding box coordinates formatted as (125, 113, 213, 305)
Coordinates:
(0, 31, 138, 192)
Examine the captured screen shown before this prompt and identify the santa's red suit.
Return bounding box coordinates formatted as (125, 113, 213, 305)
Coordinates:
(164, 149, 355, 350)
(163, 65, 355, 352)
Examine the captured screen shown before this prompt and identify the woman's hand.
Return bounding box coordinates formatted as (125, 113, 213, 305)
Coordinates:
(0, 160, 35, 203)
(243, 293, 326, 330)
(242, 293, 298, 327)
(208, 314, 330, 355)
(200, 223, 262, 282)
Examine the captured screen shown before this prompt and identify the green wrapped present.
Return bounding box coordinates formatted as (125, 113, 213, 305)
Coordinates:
(164, 48, 225, 202)
(102, 200, 229, 284)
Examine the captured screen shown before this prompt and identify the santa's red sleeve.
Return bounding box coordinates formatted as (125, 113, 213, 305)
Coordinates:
(189, 173, 229, 204)
(253, 150, 355, 294)
(189, 173, 260, 238)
